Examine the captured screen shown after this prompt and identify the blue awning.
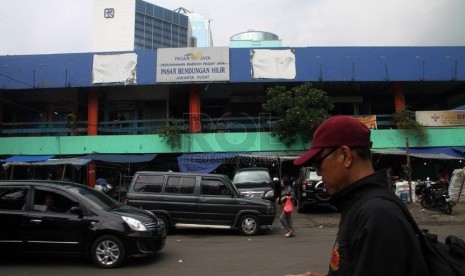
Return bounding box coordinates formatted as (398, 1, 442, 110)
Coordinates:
(82, 153, 157, 163)
(380, 147, 465, 159)
(452, 147, 465, 155)
(2, 158, 91, 170)
(405, 147, 464, 158)
(2, 155, 55, 162)
(452, 105, 465, 110)
(177, 153, 240, 173)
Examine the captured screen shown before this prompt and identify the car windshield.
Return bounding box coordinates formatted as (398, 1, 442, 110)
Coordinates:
(306, 170, 322, 181)
(232, 170, 271, 185)
(67, 185, 120, 210)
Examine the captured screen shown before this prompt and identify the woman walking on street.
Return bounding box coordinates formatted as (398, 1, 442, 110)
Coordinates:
(278, 176, 296, 238)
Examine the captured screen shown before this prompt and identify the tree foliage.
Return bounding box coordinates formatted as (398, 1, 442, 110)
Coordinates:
(158, 117, 184, 149)
(393, 106, 428, 143)
(262, 83, 334, 146)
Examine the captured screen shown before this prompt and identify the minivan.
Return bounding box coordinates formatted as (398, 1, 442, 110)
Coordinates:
(0, 180, 166, 268)
(232, 167, 275, 201)
(125, 171, 276, 236)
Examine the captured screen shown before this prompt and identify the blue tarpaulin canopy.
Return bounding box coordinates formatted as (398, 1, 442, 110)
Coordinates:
(82, 153, 157, 163)
(2, 155, 55, 162)
(2, 157, 91, 170)
(177, 151, 306, 173)
(452, 147, 465, 155)
(177, 153, 240, 173)
(373, 147, 465, 159)
(404, 147, 465, 158)
(452, 105, 465, 110)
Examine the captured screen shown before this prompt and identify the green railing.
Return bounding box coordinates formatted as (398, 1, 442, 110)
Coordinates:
(0, 115, 395, 137)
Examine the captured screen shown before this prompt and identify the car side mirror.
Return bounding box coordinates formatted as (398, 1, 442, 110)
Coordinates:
(70, 206, 82, 215)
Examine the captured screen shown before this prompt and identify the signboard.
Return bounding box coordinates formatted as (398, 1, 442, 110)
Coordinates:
(251, 49, 296, 79)
(156, 47, 230, 83)
(354, 115, 377, 129)
(92, 53, 137, 85)
(416, 110, 465, 127)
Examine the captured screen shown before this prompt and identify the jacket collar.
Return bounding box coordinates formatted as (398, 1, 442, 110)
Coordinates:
(329, 170, 388, 212)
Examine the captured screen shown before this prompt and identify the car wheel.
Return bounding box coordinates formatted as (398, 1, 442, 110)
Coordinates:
(91, 235, 125, 269)
(314, 181, 331, 202)
(157, 214, 171, 234)
(238, 214, 260, 236)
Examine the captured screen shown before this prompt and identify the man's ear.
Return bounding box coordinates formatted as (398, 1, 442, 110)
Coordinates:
(339, 146, 353, 168)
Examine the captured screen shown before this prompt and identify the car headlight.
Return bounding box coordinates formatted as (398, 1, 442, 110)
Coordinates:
(122, 216, 147, 231)
(241, 191, 262, 199)
(264, 190, 274, 199)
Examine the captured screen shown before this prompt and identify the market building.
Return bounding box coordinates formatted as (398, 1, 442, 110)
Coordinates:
(1, 46, 464, 187)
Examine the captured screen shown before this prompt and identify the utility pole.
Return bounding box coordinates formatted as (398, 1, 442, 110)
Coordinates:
(406, 137, 413, 203)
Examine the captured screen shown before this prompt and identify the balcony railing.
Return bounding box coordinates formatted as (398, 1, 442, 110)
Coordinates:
(0, 115, 395, 137)
(0, 121, 88, 136)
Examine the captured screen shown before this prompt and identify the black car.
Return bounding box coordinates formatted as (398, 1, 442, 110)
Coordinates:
(232, 167, 275, 201)
(295, 167, 331, 212)
(0, 180, 166, 268)
(126, 171, 275, 236)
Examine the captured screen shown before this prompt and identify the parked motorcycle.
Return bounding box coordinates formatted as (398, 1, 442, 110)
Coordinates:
(95, 178, 118, 199)
(416, 177, 455, 214)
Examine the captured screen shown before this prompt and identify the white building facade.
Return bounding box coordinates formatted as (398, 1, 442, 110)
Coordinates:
(92, 0, 190, 52)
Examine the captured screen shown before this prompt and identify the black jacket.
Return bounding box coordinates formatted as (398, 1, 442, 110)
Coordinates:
(327, 170, 429, 276)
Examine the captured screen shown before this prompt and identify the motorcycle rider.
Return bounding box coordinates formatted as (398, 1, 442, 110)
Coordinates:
(95, 177, 111, 192)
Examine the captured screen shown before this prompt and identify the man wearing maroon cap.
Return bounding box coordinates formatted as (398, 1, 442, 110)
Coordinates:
(287, 115, 428, 276)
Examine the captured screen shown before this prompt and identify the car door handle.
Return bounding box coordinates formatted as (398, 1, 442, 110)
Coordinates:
(30, 219, 42, 224)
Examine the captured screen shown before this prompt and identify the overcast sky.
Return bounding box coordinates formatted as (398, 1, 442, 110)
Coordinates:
(1, 0, 464, 55)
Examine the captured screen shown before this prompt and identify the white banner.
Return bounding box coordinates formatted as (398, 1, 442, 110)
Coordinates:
(156, 47, 230, 83)
(416, 110, 465, 127)
(251, 49, 296, 79)
(92, 53, 137, 85)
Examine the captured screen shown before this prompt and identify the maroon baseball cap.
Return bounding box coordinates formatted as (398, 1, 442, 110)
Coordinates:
(293, 115, 371, 166)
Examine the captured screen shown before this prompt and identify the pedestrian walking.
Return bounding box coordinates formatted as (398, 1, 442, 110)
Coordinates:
(278, 176, 296, 238)
(286, 115, 428, 276)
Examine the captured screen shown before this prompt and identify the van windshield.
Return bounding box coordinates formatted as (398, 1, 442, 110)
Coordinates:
(232, 170, 271, 184)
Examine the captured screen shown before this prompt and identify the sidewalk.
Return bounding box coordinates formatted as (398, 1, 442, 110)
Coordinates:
(289, 201, 465, 229)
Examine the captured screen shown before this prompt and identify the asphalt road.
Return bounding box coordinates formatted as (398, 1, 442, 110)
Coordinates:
(1, 205, 464, 276)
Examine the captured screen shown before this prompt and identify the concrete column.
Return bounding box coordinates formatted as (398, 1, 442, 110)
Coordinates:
(87, 89, 99, 187)
(87, 162, 96, 188)
(88, 89, 99, 135)
(189, 85, 201, 133)
(394, 83, 406, 112)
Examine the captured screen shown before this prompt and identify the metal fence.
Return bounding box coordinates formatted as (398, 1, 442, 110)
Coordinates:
(0, 115, 395, 137)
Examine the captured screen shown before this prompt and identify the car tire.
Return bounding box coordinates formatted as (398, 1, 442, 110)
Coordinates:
(157, 214, 171, 234)
(314, 181, 331, 202)
(91, 235, 126, 269)
(238, 214, 260, 236)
